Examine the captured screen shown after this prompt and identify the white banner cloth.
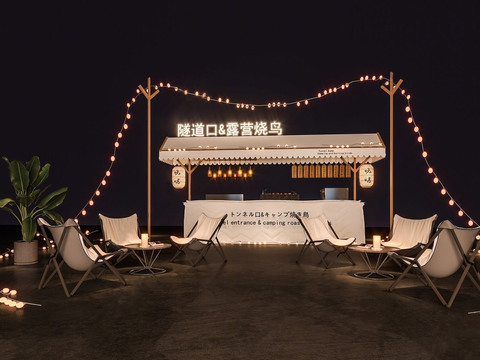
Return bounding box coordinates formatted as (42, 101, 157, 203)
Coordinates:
(183, 200, 365, 245)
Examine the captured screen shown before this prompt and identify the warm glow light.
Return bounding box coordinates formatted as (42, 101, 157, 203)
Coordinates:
(428, 167, 433, 174)
(441, 188, 447, 195)
(449, 199, 455, 206)
(458, 210, 464, 216)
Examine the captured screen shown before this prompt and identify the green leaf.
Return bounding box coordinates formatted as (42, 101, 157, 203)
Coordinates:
(43, 210, 64, 225)
(37, 187, 68, 211)
(0, 198, 15, 208)
(9, 160, 29, 194)
(26, 156, 41, 188)
(21, 216, 37, 242)
(31, 163, 50, 189)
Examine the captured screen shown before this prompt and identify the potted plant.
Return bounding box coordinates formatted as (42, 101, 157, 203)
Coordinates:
(0, 156, 68, 265)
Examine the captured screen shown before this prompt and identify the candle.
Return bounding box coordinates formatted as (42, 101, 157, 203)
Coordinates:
(141, 233, 149, 247)
(373, 235, 382, 249)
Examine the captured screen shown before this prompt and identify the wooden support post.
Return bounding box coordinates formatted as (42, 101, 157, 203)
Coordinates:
(177, 159, 203, 201)
(381, 72, 403, 228)
(138, 77, 159, 238)
(341, 156, 370, 201)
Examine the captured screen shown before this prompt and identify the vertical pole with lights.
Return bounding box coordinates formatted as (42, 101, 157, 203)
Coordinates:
(138, 77, 159, 238)
(381, 72, 403, 228)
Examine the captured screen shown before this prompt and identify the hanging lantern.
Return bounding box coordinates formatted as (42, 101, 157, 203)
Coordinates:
(172, 166, 186, 189)
(359, 164, 374, 188)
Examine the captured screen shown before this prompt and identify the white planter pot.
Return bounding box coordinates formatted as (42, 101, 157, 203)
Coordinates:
(14, 240, 39, 265)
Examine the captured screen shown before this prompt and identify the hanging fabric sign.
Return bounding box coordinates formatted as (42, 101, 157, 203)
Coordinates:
(359, 164, 374, 188)
(172, 166, 186, 189)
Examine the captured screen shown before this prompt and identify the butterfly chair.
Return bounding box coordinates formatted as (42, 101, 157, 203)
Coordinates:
(295, 213, 356, 268)
(38, 218, 126, 298)
(383, 214, 438, 251)
(99, 213, 142, 264)
(170, 213, 228, 266)
(388, 220, 480, 308)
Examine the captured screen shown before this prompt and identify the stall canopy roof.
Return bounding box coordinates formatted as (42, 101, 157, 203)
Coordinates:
(159, 133, 386, 166)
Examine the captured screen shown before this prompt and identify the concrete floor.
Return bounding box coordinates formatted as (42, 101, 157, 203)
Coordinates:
(1, 243, 480, 360)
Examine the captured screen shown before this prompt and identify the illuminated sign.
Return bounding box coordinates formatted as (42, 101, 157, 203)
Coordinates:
(177, 121, 282, 137)
(359, 164, 374, 188)
(172, 166, 186, 189)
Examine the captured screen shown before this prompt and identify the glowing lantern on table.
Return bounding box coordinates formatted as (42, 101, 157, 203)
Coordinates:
(172, 166, 186, 189)
(359, 164, 374, 189)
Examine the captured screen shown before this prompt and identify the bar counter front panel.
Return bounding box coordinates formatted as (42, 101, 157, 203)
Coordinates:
(183, 200, 365, 245)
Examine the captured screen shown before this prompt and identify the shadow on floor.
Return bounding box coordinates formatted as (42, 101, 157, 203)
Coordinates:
(1, 244, 480, 360)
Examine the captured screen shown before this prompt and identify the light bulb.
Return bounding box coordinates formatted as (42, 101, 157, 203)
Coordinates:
(449, 199, 455, 206)
(458, 210, 464, 217)
(441, 189, 447, 195)
(16, 302, 25, 309)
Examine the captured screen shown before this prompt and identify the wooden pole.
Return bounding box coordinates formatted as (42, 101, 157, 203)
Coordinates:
(177, 159, 203, 201)
(138, 78, 159, 238)
(341, 156, 370, 201)
(381, 72, 403, 228)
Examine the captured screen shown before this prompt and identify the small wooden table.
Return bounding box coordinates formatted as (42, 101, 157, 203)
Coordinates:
(124, 243, 172, 275)
(348, 244, 399, 280)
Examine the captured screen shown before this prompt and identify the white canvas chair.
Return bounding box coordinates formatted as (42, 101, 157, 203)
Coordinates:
(38, 218, 126, 298)
(170, 213, 227, 266)
(295, 213, 356, 268)
(99, 213, 142, 264)
(388, 220, 480, 308)
(383, 214, 438, 250)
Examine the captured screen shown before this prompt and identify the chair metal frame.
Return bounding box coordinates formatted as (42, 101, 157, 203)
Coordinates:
(170, 213, 228, 267)
(38, 218, 126, 298)
(295, 213, 355, 268)
(388, 220, 480, 308)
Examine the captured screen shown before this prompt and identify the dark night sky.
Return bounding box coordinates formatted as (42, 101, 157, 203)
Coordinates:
(1, 1, 479, 229)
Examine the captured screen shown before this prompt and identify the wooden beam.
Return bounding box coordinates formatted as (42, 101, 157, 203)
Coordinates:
(381, 72, 403, 228)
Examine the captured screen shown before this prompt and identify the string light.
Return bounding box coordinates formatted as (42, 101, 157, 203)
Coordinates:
(0, 288, 41, 309)
(75, 73, 477, 227)
(399, 86, 478, 226)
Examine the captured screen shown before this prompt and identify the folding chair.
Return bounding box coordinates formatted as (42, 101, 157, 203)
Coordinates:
(98, 213, 142, 264)
(38, 218, 126, 298)
(170, 213, 227, 266)
(388, 220, 480, 308)
(383, 214, 438, 250)
(295, 213, 356, 268)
